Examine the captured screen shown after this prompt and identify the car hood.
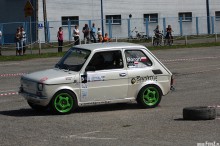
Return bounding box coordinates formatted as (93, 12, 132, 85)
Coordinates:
(21, 68, 79, 84)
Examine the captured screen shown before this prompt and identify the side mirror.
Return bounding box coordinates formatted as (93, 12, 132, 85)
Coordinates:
(81, 74, 87, 83)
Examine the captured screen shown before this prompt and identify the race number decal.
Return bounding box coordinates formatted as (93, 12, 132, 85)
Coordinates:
(81, 83, 88, 99)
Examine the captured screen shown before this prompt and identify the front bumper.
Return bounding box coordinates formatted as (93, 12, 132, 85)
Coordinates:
(19, 87, 51, 106)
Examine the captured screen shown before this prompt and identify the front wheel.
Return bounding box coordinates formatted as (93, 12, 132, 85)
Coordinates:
(137, 85, 162, 108)
(50, 90, 77, 114)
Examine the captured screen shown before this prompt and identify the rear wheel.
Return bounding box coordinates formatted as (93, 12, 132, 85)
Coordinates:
(137, 85, 162, 108)
(50, 90, 77, 114)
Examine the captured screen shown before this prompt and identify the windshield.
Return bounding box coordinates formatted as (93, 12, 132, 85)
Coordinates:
(55, 47, 91, 72)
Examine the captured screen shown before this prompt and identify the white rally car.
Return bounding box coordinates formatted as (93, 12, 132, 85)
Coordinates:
(19, 42, 174, 114)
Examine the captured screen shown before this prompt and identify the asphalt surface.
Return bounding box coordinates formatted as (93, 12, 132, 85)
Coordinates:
(0, 46, 220, 146)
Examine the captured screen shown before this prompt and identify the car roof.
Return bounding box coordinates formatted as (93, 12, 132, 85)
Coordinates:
(73, 42, 146, 51)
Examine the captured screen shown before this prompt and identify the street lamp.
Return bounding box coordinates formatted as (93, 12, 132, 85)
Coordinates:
(206, 0, 210, 34)
(101, 0, 104, 36)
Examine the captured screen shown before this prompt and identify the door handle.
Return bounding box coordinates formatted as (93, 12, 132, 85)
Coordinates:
(152, 69, 163, 74)
(119, 73, 127, 77)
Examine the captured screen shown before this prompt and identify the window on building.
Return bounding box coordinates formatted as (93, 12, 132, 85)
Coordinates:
(143, 14, 158, 23)
(62, 16, 79, 26)
(105, 15, 121, 25)
(179, 12, 192, 22)
(216, 11, 220, 21)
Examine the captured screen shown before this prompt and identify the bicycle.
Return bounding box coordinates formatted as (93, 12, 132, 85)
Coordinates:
(153, 32, 163, 46)
(129, 27, 148, 40)
(164, 34, 173, 46)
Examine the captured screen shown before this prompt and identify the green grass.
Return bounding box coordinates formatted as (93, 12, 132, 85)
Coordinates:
(0, 41, 220, 62)
(0, 52, 65, 61)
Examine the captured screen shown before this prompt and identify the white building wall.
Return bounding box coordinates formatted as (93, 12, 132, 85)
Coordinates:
(37, 0, 220, 42)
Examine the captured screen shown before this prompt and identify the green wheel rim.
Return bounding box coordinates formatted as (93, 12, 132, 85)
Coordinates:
(142, 87, 159, 106)
(54, 93, 73, 113)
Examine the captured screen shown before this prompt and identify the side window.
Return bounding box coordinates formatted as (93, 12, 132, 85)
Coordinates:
(87, 50, 124, 71)
(125, 50, 152, 68)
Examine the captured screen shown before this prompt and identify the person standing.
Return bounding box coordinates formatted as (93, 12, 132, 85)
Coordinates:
(154, 25, 160, 38)
(97, 28, 103, 42)
(15, 27, 22, 56)
(82, 24, 90, 44)
(165, 25, 173, 45)
(21, 26, 27, 55)
(73, 25, 80, 45)
(0, 30, 2, 55)
(90, 23, 96, 43)
(57, 27, 63, 52)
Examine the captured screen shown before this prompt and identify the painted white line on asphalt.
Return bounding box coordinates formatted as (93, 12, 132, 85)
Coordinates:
(61, 135, 117, 140)
(61, 131, 117, 140)
(74, 136, 117, 140)
(83, 131, 101, 135)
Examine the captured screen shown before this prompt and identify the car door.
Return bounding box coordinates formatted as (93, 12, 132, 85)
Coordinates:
(79, 50, 128, 102)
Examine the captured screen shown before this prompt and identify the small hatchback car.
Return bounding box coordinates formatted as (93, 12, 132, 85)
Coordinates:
(20, 42, 174, 114)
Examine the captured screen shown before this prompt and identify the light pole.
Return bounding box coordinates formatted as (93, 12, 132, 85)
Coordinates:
(101, 0, 104, 36)
(206, 0, 210, 34)
(43, 0, 48, 42)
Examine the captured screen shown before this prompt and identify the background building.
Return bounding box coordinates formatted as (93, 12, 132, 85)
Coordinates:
(0, 0, 219, 43)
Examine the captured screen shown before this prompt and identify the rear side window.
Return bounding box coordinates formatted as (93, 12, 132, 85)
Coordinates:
(125, 50, 152, 68)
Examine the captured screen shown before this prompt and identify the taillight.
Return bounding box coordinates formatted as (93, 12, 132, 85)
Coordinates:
(171, 75, 174, 86)
(170, 75, 175, 91)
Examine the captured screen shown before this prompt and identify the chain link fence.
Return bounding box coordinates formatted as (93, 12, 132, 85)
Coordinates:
(0, 16, 219, 55)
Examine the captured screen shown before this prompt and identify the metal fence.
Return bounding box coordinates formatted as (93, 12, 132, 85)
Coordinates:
(0, 16, 220, 45)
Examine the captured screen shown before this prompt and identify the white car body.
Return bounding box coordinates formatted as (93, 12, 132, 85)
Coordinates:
(20, 42, 173, 114)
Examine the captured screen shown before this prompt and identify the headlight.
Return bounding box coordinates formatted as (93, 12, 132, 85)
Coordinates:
(37, 83, 44, 91)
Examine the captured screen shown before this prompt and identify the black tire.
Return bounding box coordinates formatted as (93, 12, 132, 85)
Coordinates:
(164, 39, 167, 46)
(137, 85, 162, 108)
(153, 38, 159, 46)
(183, 106, 216, 120)
(153, 39, 156, 46)
(27, 101, 48, 111)
(50, 90, 78, 115)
